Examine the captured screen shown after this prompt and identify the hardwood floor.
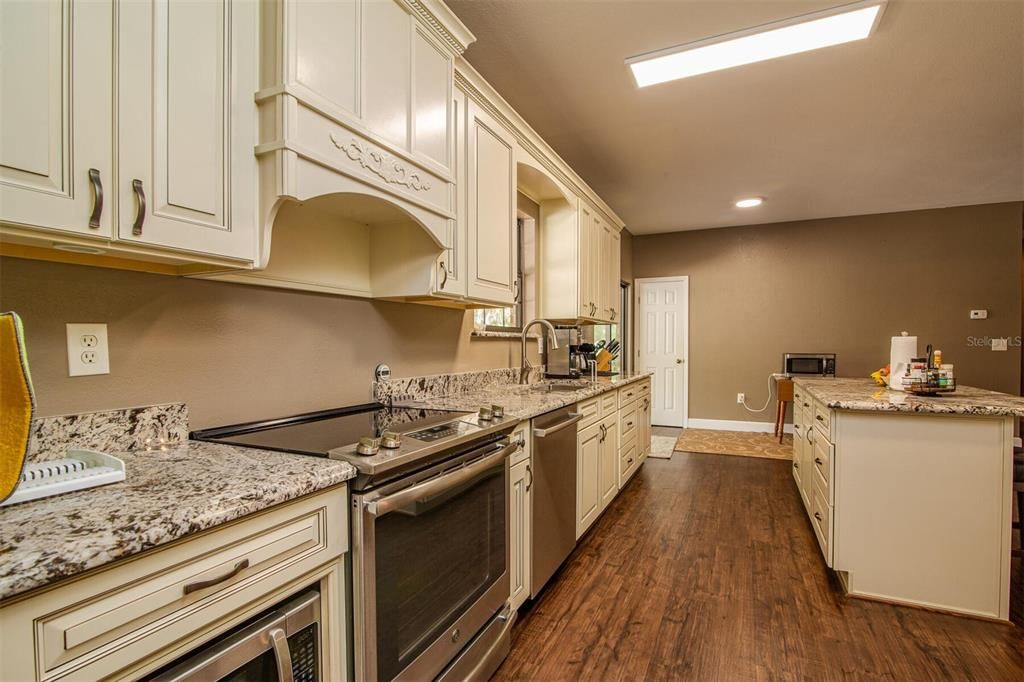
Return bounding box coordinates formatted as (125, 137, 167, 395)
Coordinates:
(495, 452, 1024, 681)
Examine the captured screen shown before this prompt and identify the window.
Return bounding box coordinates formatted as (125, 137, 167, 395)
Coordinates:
(474, 216, 531, 332)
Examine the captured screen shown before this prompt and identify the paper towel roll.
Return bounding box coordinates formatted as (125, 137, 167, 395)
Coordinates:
(889, 333, 918, 391)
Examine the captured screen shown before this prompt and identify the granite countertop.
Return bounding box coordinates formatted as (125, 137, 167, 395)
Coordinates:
(0, 441, 356, 602)
(794, 377, 1024, 417)
(401, 371, 652, 420)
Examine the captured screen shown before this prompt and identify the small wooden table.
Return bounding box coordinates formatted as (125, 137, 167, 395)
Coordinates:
(774, 377, 794, 443)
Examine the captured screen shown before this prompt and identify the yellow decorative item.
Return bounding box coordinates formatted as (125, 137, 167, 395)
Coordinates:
(0, 312, 35, 504)
(870, 366, 890, 387)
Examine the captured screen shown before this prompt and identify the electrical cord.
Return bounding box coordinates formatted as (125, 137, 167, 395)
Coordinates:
(740, 373, 785, 413)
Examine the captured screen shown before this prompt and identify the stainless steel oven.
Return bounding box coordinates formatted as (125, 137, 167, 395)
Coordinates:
(147, 590, 321, 682)
(352, 436, 518, 681)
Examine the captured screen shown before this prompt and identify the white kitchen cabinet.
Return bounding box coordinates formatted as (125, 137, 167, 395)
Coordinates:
(465, 99, 517, 305)
(576, 421, 602, 538)
(509, 456, 531, 611)
(434, 86, 470, 299)
(116, 0, 257, 260)
(598, 414, 619, 510)
(0, 0, 114, 239)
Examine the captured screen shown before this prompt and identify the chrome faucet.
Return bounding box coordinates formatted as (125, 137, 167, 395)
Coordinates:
(520, 319, 558, 384)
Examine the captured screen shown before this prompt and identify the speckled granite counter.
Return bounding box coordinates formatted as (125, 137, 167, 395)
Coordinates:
(399, 371, 652, 420)
(794, 377, 1024, 417)
(0, 439, 355, 603)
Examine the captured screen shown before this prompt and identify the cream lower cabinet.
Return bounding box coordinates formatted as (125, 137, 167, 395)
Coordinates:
(617, 379, 651, 487)
(116, 0, 257, 260)
(576, 420, 602, 539)
(0, 485, 349, 681)
(598, 414, 619, 509)
(508, 422, 532, 611)
(0, 0, 114, 239)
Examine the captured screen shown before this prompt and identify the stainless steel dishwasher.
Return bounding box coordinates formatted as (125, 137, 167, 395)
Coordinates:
(530, 406, 582, 597)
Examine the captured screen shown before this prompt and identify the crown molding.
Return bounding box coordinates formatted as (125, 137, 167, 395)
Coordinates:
(403, 0, 476, 55)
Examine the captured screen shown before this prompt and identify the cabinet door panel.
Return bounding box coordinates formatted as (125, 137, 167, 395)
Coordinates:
(466, 101, 515, 303)
(362, 0, 410, 149)
(509, 458, 531, 610)
(576, 424, 601, 538)
(599, 417, 618, 509)
(435, 88, 467, 297)
(578, 204, 596, 318)
(0, 0, 113, 237)
(413, 29, 451, 169)
(117, 0, 255, 260)
(294, 0, 358, 115)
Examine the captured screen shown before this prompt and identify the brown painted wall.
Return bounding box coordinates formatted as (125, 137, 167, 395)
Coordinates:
(632, 202, 1023, 423)
(0, 257, 533, 429)
(620, 229, 634, 284)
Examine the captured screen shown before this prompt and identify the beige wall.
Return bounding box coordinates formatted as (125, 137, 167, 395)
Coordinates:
(632, 202, 1023, 424)
(0, 257, 534, 429)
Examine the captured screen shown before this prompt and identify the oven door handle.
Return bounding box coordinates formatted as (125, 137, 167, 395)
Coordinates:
(533, 412, 582, 438)
(365, 442, 516, 517)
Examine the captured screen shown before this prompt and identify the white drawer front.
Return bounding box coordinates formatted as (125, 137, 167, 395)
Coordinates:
(600, 392, 618, 416)
(577, 397, 601, 430)
(619, 401, 639, 444)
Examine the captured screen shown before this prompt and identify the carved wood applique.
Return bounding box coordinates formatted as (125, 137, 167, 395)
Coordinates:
(329, 133, 432, 192)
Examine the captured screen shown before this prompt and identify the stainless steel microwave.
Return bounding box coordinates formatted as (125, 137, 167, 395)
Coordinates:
(783, 353, 836, 377)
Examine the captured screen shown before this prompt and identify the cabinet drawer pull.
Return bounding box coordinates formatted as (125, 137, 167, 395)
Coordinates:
(793, 461, 799, 469)
(131, 179, 147, 236)
(814, 457, 823, 465)
(816, 414, 825, 422)
(87, 168, 103, 228)
(626, 421, 634, 427)
(183, 558, 250, 595)
(525, 463, 533, 492)
(438, 261, 448, 288)
(803, 402, 810, 408)
(813, 511, 823, 521)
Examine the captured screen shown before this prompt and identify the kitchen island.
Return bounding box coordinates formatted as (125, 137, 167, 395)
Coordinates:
(791, 377, 1024, 621)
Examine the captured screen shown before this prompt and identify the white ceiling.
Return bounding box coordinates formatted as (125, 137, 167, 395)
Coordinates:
(447, 0, 1024, 234)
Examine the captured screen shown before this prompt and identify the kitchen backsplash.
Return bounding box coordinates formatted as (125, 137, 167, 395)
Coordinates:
(28, 403, 189, 463)
(374, 367, 543, 404)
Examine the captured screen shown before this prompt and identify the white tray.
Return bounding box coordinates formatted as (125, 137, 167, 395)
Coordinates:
(1, 450, 126, 507)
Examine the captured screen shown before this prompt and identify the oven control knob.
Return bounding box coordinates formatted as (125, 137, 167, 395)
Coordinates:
(356, 437, 381, 456)
(491, 404, 505, 418)
(478, 406, 494, 421)
(380, 431, 402, 449)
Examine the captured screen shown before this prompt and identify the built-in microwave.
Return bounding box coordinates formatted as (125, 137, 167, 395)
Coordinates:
(146, 589, 321, 681)
(783, 353, 836, 377)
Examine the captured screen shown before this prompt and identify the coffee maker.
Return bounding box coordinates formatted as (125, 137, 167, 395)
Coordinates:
(544, 325, 583, 378)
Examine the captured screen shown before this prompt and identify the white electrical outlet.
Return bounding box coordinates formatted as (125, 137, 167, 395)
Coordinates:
(66, 323, 109, 376)
(991, 338, 1008, 352)
(969, 309, 988, 320)
(736, 393, 745, 404)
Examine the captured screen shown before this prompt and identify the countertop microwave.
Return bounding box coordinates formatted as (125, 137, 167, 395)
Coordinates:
(783, 353, 836, 377)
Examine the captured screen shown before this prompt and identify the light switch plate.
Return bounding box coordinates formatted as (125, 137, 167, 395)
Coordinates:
(969, 310, 988, 320)
(66, 323, 109, 376)
(991, 338, 1008, 352)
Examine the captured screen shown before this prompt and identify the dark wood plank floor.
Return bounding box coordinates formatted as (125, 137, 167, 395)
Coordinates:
(494, 452, 1024, 681)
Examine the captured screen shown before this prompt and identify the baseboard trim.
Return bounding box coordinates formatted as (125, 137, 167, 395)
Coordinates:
(686, 418, 793, 434)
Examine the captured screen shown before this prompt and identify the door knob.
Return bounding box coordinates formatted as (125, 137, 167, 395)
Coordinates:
(676, 359, 683, 364)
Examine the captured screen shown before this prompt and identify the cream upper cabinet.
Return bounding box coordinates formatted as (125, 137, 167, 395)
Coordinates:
(604, 223, 621, 322)
(117, 0, 257, 260)
(435, 84, 469, 299)
(465, 99, 516, 305)
(0, 0, 113, 239)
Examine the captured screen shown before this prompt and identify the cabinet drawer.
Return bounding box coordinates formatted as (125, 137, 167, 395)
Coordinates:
(810, 430, 833, 503)
(619, 401, 639, 443)
(793, 387, 812, 413)
(812, 399, 833, 441)
(638, 379, 651, 399)
(511, 421, 531, 466)
(37, 489, 346, 676)
(618, 439, 639, 488)
(600, 392, 618, 416)
(810, 485, 833, 566)
(577, 397, 601, 430)
(618, 384, 640, 408)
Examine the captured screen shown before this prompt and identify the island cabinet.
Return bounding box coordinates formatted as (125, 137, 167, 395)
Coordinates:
(0, 485, 350, 681)
(618, 378, 651, 487)
(792, 378, 1019, 621)
(0, 0, 258, 265)
(508, 421, 532, 611)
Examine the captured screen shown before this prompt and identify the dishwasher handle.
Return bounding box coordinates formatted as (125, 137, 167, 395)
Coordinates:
(534, 412, 582, 438)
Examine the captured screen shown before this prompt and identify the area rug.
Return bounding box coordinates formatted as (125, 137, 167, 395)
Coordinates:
(674, 429, 793, 460)
(648, 435, 677, 459)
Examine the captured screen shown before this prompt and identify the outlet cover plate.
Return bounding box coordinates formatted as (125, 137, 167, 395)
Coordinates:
(66, 323, 109, 376)
(969, 309, 988, 320)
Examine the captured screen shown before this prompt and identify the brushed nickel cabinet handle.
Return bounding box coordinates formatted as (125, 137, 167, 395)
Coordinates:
(87, 168, 103, 228)
(131, 179, 146, 236)
(814, 511, 823, 521)
(525, 463, 533, 492)
(183, 558, 250, 595)
(816, 414, 825, 422)
(815, 457, 823, 465)
(439, 261, 448, 288)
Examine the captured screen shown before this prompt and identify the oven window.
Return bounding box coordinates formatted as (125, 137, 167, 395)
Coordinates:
(374, 464, 506, 681)
(788, 357, 823, 374)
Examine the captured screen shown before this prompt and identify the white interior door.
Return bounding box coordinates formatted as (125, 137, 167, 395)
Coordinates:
(637, 277, 688, 427)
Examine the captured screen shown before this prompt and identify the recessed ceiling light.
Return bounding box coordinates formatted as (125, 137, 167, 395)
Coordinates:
(735, 197, 764, 208)
(626, 0, 887, 88)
